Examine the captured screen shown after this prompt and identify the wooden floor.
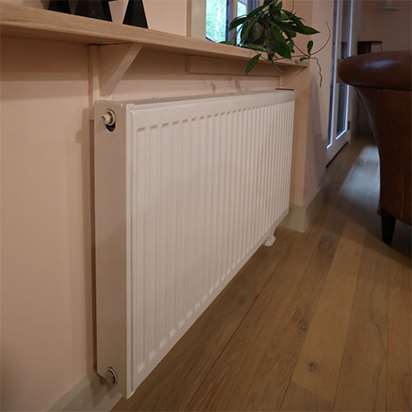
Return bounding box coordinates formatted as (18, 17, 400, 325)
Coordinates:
(114, 137, 411, 412)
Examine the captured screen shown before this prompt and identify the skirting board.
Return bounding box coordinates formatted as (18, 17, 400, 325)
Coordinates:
(282, 188, 326, 233)
(49, 373, 121, 412)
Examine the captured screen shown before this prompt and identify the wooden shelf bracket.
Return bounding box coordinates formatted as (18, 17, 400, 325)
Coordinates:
(99, 43, 142, 96)
(89, 43, 143, 106)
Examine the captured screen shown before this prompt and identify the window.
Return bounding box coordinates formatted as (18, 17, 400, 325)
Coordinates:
(205, 0, 260, 43)
(236, 0, 248, 43)
(206, 0, 229, 43)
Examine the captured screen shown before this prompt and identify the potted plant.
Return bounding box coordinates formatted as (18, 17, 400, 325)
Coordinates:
(228, 0, 329, 83)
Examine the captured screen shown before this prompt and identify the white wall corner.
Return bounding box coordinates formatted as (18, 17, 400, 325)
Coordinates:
(282, 185, 326, 233)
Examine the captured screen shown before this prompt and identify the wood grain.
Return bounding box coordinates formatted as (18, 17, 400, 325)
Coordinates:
(284, 145, 379, 407)
(386, 250, 411, 411)
(282, 382, 334, 411)
(289, 220, 365, 403)
(333, 233, 389, 411)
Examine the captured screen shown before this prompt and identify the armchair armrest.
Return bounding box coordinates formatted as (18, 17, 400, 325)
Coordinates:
(338, 51, 412, 91)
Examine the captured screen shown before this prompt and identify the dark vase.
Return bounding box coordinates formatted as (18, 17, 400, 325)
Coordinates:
(123, 0, 148, 28)
(75, 0, 112, 21)
(48, 0, 71, 13)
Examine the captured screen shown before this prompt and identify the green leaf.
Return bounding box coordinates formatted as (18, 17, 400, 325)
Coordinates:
(266, 36, 291, 58)
(270, 25, 285, 43)
(269, 0, 282, 15)
(283, 10, 302, 23)
(266, 25, 292, 59)
(294, 24, 319, 35)
(240, 18, 257, 44)
(276, 21, 297, 37)
(247, 3, 266, 17)
(307, 40, 314, 54)
(278, 10, 290, 21)
(283, 28, 297, 39)
(274, 41, 292, 58)
(229, 15, 248, 31)
(286, 38, 295, 53)
(250, 22, 264, 42)
(245, 54, 262, 74)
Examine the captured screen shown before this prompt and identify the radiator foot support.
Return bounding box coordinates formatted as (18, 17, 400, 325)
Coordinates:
(264, 233, 276, 247)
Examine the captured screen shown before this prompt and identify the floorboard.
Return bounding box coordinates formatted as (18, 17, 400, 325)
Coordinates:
(386, 248, 411, 411)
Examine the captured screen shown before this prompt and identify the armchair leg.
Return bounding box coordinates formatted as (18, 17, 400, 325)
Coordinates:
(381, 210, 396, 245)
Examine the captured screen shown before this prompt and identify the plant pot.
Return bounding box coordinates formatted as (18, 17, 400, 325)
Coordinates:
(123, 0, 148, 28)
(75, 0, 112, 21)
(48, 0, 71, 13)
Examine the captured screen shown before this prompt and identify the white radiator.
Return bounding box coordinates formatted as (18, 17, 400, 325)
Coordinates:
(94, 91, 295, 397)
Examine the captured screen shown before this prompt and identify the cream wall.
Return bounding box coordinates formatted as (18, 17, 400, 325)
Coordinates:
(1, 39, 92, 411)
(282, 0, 333, 210)
(144, 0, 188, 35)
(359, 0, 412, 51)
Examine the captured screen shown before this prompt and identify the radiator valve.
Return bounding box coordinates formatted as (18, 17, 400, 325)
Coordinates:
(101, 110, 116, 131)
(104, 367, 118, 386)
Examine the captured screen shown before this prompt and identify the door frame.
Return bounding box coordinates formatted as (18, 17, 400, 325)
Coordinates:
(327, 0, 355, 162)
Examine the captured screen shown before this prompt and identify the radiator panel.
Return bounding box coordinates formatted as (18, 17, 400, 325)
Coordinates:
(94, 91, 295, 397)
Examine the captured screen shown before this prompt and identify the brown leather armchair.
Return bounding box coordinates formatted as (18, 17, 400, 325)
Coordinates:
(338, 51, 412, 244)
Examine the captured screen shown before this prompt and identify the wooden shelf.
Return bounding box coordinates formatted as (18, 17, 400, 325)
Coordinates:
(0, 1, 307, 70)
